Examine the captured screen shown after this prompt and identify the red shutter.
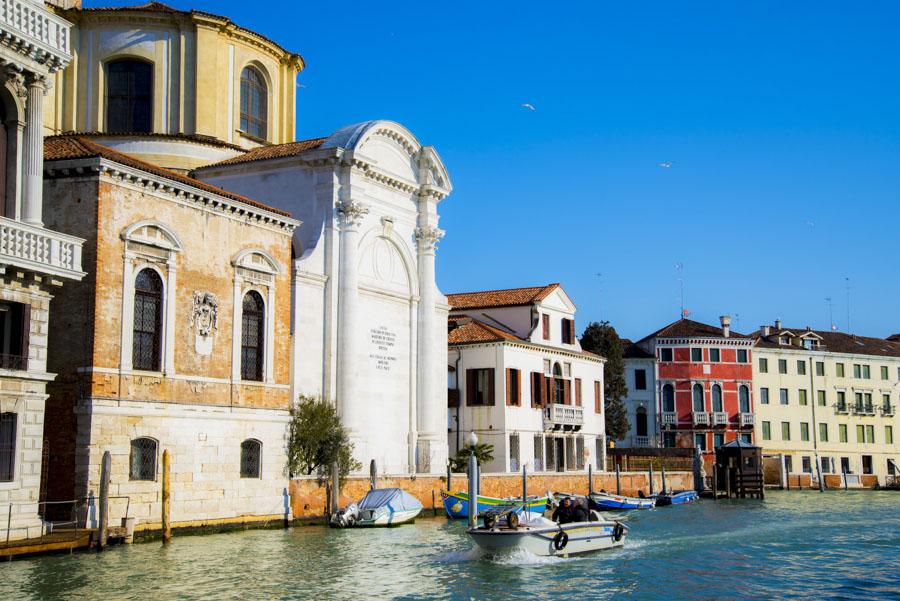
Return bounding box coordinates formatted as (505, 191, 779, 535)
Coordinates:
(20, 303, 31, 371)
(505, 368, 512, 406)
(563, 379, 571, 405)
(531, 372, 541, 407)
(569, 320, 576, 344)
(594, 381, 602, 413)
(542, 314, 550, 340)
(575, 378, 582, 406)
(466, 369, 476, 406)
(544, 376, 552, 406)
(487, 368, 496, 406)
(515, 369, 522, 406)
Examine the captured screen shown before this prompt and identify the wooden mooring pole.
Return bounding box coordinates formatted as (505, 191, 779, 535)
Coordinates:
(98, 451, 111, 551)
(615, 462, 621, 495)
(162, 450, 171, 543)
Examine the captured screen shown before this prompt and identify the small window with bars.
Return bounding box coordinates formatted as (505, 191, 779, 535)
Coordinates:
(576, 436, 585, 470)
(545, 437, 556, 472)
(240, 439, 262, 478)
(241, 291, 265, 381)
(133, 269, 163, 372)
(533, 435, 543, 471)
(595, 437, 603, 469)
(130, 437, 158, 481)
(508, 434, 519, 472)
(0, 412, 16, 482)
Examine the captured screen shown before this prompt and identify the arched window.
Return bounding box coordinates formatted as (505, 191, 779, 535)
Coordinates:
(129, 437, 158, 481)
(692, 383, 704, 412)
(133, 269, 163, 371)
(241, 291, 265, 381)
(240, 66, 268, 139)
(712, 384, 723, 412)
(636, 408, 648, 437)
(106, 59, 153, 133)
(662, 384, 675, 412)
(552, 362, 565, 404)
(739, 385, 750, 413)
(240, 439, 262, 478)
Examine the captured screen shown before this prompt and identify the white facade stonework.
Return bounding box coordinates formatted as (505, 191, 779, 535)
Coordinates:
(195, 121, 453, 475)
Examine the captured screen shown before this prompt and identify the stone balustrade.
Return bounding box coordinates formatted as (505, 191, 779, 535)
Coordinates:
(543, 403, 584, 431)
(0, 216, 83, 280)
(0, 0, 71, 69)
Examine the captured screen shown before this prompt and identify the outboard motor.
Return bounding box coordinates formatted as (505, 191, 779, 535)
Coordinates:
(330, 503, 359, 528)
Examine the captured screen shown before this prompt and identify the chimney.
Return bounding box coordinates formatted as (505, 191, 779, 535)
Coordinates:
(720, 315, 732, 338)
(760, 325, 771, 336)
(775, 319, 782, 330)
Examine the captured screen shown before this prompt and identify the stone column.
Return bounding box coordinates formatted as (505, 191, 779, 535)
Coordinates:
(336, 200, 368, 435)
(22, 73, 49, 226)
(414, 223, 444, 473)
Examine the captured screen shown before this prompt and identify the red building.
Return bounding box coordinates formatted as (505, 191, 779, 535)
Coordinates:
(626, 317, 755, 465)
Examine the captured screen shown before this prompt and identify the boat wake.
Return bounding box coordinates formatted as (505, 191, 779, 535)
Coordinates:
(438, 546, 485, 563)
(482, 548, 576, 566)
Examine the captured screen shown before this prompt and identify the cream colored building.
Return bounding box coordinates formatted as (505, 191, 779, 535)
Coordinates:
(752, 322, 900, 486)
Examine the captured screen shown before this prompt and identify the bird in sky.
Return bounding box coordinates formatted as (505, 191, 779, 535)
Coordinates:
(520, 103, 536, 111)
(297, 83, 307, 89)
(658, 161, 674, 168)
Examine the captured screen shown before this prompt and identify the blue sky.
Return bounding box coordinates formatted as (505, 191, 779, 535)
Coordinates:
(90, 1, 900, 339)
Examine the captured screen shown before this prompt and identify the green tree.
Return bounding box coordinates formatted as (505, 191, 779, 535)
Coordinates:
(580, 321, 631, 440)
(449, 442, 495, 472)
(286, 395, 361, 483)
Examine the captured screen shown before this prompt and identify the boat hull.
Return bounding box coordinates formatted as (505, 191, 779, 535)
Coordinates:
(654, 491, 699, 506)
(589, 492, 655, 510)
(355, 508, 422, 527)
(468, 522, 626, 557)
(441, 491, 549, 519)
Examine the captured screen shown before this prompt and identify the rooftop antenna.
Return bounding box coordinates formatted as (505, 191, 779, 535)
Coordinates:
(844, 277, 851, 334)
(675, 262, 684, 318)
(825, 297, 835, 331)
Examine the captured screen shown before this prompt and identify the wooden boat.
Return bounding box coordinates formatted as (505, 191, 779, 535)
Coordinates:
(589, 491, 655, 510)
(440, 491, 549, 519)
(654, 490, 699, 506)
(467, 509, 628, 557)
(330, 488, 422, 527)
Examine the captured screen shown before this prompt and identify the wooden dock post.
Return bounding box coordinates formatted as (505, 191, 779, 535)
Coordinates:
(98, 451, 111, 551)
(648, 464, 654, 496)
(161, 450, 171, 543)
(712, 466, 718, 501)
(661, 465, 667, 494)
(588, 463, 594, 496)
(331, 461, 340, 515)
(615, 462, 621, 495)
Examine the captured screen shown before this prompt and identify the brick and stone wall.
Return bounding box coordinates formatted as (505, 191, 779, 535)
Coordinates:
(289, 471, 694, 520)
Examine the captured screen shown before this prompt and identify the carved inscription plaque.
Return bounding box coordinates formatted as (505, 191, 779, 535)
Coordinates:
(369, 326, 397, 372)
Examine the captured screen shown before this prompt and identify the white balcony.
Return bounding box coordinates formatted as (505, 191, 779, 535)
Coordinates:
(634, 435, 650, 447)
(712, 411, 729, 426)
(0, 216, 84, 280)
(692, 411, 711, 426)
(739, 412, 755, 427)
(543, 403, 584, 431)
(0, 0, 72, 69)
(660, 411, 677, 426)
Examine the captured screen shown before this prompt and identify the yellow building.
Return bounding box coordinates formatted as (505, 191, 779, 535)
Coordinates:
(752, 323, 900, 487)
(44, 1, 304, 172)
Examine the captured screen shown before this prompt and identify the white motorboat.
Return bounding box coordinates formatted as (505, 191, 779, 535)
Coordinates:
(467, 510, 628, 557)
(330, 487, 423, 528)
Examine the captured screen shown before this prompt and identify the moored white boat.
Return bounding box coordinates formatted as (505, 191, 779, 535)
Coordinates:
(467, 511, 628, 557)
(330, 488, 423, 527)
(589, 491, 655, 510)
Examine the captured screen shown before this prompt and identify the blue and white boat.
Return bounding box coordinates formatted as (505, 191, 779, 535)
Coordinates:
(654, 490, 699, 506)
(441, 491, 550, 519)
(589, 491, 656, 510)
(330, 488, 423, 527)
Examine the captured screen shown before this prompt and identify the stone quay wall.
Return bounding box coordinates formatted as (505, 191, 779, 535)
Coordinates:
(289, 471, 694, 519)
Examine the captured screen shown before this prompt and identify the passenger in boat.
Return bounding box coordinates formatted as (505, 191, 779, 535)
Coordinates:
(552, 497, 588, 524)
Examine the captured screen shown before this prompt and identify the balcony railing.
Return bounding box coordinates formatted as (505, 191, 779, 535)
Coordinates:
(0, 353, 26, 371)
(0, 0, 72, 67)
(543, 403, 583, 431)
(0, 216, 83, 280)
(660, 411, 677, 426)
(852, 403, 876, 416)
(693, 411, 710, 426)
(634, 435, 650, 447)
(712, 411, 729, 426)
(834, 402, 849, 415)
(882, 404, 895, 417)
(739, 412, 755, 427)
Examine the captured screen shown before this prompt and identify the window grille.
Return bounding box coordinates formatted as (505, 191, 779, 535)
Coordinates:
(508, 434, 519, 472)
(106, 59, 153, 133)
(240, 439, 262, 478)
(576, 436, 585, 470)
(240, 67, 268, 139)
(130, 437, 158, 481)
(565, 437, 575, 471)
(595, 437, 603, 469)
(533, 435, 543, 471)
(133, 269, 163, 371)
(545, 437, 556, 473)
(241, 291, 265, 381)
(0, 413, 16, 481)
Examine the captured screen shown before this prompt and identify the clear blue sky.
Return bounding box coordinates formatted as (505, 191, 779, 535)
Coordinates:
(90, 1, 900, 340)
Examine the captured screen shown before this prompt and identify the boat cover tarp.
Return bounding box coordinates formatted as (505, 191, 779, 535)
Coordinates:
(358, 488, 423, 512)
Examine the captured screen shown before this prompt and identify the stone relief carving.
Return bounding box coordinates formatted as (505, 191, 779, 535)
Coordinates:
(191, 292, 219, 355)
(4, 64, 27, 99)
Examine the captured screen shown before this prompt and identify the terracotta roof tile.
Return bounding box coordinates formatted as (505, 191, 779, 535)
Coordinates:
(447, 284, 560, 310)
(448, 318, 521, 344)
(637, 318, 748, 342)
(197, 138, 328, 169)
(44, 135, 293, 218)
(752, 326, 900, 358)
(621, 339, 653, 359)
(61, 131, 245, 151)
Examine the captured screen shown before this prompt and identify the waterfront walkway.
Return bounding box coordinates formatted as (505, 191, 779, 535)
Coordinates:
(1, 529, 92, 559)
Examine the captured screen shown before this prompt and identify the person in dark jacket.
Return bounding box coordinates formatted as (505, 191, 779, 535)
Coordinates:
(552, 497, 588, 524)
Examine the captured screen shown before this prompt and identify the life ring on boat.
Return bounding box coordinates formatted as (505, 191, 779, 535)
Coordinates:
(552, 530, 569, 551)
(613, 522, 625, 542)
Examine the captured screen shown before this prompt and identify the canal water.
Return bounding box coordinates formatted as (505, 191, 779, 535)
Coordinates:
(2, 490, 898, 600)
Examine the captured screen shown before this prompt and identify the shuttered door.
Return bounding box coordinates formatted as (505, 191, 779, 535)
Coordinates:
(531, 372, 542, 407)
(466, 369, 477, 406)
(0, 413, 15, 481)
(594, 381, 602, 413)
(575, 378, 582, 406)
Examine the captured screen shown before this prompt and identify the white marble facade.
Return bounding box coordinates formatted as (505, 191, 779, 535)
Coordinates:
(196, 121, 452, 475)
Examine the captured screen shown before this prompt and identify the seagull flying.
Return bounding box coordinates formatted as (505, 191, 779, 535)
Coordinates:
(520, 103, 536, 111)
(658, 161, 674, 168)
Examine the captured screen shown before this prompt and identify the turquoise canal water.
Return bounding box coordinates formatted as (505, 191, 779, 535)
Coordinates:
(2, 490, 899, 600)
